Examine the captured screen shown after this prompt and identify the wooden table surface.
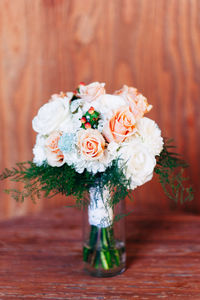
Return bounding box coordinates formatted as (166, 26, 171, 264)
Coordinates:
(0, 207, 200, 300)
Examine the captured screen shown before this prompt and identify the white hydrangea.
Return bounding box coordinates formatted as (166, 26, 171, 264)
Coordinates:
(107, 141, 120, 158)
(136, 117, 163, 156)
(63, 147, 113, 174)
(33, 134, 47, 166)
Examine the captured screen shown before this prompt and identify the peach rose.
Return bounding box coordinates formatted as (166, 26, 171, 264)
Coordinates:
(45, 131, 65, 167)
(115, 85, 152, 120)
(115, 85, 138, 98)
(77, 82, 105, 102)
(78, 129, 105, 160)
(103, 106, 136, 143)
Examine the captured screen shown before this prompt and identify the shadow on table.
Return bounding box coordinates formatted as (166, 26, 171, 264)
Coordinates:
(125, 215, 165, 268)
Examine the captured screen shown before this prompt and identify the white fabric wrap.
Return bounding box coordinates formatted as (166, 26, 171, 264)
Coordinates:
(88, 186, 113, 228)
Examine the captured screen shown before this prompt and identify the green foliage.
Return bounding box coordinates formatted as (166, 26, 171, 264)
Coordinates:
(70, 94, 80, 102)
(114, 209, 134, 222)
(154, 139, 194, 203)
(0, 160, 131, 207)
(0, 139, 194, 207)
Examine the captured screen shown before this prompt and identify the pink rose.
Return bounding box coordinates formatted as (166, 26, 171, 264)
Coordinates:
(45, 132, 65, 167)
(78, 82, 105, 102)
(103, 106, 136, 143)
(78, 129, 105, 160)
(115, 85, 152, 120)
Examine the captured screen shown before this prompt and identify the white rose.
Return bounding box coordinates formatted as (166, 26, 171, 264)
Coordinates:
(97, 94, 127, 118)
(136, 117, 163, 156)
(33, 134, 47, 166)
(32, 94, 72, 135)
(118, 137, 156, 189)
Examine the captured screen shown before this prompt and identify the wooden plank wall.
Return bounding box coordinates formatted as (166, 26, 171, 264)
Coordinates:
(0, 0, 199, 219)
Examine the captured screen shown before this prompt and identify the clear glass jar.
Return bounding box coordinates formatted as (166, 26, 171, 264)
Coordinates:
(82, 185, 126, 277)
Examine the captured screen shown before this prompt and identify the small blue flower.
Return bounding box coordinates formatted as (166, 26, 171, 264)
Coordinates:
(58, 133, 76, 153)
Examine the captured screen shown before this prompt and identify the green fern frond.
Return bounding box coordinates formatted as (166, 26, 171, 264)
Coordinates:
(0, 160, 130, 207)
(154, 138, 194, 203)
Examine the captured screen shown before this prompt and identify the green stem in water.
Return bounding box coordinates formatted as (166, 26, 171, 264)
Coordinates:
(113, 249, 120, 266)
(83, 225, 123, 271)
(83, 245, 91, 262)
(100, 251, 109, 270)
(89, 225, 98, 248)
(94, 251, 100, 269)
(101, 228, 108, 248)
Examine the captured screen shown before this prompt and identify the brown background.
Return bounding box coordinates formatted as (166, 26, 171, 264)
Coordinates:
(0, 0, 199, 219)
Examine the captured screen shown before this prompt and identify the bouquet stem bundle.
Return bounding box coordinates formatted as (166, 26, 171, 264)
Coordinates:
(83, 225, 125, 276)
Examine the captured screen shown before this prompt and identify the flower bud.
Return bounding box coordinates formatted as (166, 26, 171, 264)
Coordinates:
(88, 107, 95, 114)
(85, 122, 92, 129)
(81, 117, 87, 124)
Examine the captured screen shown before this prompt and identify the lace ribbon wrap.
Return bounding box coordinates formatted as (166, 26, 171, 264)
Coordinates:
(88, 186, 113, 228)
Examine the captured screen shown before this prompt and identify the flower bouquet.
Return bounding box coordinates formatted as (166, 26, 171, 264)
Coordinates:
(0, 82, 193, 277)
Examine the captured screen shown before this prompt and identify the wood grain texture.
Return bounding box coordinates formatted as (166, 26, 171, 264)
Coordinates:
(0, 0, 199, 219)
(0, 207, 200, 299)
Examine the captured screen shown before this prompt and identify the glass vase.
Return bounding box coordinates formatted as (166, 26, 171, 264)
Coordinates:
(82, 185, 126, 277)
